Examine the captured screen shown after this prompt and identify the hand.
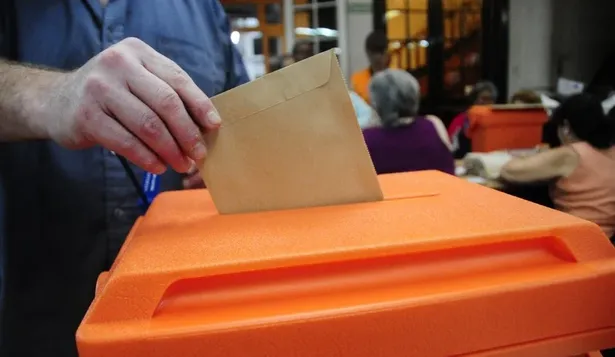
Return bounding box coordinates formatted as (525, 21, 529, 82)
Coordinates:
(43, 37, 220, 174)
(182, 162, 206, 189)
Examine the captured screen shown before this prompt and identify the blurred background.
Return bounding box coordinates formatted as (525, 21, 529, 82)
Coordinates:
(222, 0, 615, 122)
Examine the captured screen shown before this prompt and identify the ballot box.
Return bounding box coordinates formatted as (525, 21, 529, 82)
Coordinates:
(76, 171, 615, 357)
(468, 104, 549, 153)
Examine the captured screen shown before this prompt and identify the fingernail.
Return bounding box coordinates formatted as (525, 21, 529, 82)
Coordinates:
(152, 162, 167, 174)
(187, 159, 197, 174)
(191, 142, 207, 161)
(207, 110, 221, 126)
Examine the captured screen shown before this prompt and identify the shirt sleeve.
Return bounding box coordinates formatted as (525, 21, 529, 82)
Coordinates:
(0, 1, 12, 59)
(211, 0, 250, 90)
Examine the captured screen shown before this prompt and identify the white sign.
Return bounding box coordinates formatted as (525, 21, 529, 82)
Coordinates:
(557, 77, 585, 96)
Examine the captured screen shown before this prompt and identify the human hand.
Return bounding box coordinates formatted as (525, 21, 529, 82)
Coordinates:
(182, 162, 206, 189)
(43, 37, 219, 174)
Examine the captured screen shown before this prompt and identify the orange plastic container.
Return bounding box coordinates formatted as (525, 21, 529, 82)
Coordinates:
(468, 105, 548, 152)
(77, 171, 615, 357)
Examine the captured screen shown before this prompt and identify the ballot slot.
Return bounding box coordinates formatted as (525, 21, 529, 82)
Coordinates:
(151, 236, 576, 329)
(77, 171, 615, 356)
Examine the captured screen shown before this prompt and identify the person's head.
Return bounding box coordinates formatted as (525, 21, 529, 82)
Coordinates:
(365, 31, 389, 73)
(282, 54, 295, 67)
(551, 93, 614, 148)
(369, 69, 420, 128)
(292, 40, 314, 62)
(587, 85, 614, 101)
(469, 81, 498, 105)
(511, 90, 541, 105)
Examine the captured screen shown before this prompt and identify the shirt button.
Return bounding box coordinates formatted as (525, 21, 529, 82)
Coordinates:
(114, 208, 125, 219)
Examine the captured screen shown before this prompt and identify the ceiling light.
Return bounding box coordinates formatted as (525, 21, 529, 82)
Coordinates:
(230, 31, 241, 45)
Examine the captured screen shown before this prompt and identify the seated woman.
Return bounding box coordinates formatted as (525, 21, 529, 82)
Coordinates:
(363, 69, 455, 175)
(501, 93, 615, 238)
(447, 81, 498, 159)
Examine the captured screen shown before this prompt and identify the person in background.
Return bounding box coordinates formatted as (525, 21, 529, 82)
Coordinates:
(0, 1, 249, 356)
(351, 31, 390, 104)
(269, 55, 287, 72)
(447, 81, 498, 158)
(501, 94, 615, 239)
(511, 89, 542, 104)
(349, 90, 379, 129)
(283, 54, 295, 67)
(363, 69, 454, 175)
(291, 39, 314, 63)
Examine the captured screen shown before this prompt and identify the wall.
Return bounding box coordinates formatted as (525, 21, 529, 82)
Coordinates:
(347, 0, 372, 76)
(507, 0, 553, 97)
(508, 0, 615, 96)
(551, 0, 615, 86)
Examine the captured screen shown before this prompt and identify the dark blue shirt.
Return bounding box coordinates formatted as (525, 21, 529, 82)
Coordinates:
(0, 1, 249, 356)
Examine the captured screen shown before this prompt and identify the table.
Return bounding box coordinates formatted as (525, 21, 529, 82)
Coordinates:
(455, 160, 505, 190)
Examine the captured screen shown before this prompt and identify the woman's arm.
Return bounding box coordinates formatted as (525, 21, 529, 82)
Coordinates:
(500, 146, 579, 183)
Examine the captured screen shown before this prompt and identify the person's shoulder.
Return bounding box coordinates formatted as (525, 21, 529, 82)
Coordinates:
(552, 145, 578, 156)
(424, 115, 444, 124)
(542, 146, 580, 169)
(449, 112, 468, 127)
(567, 142, 594, 158)
(362, 126, 385, 141)
(423, 115, 446, 130)
(351, 68, 371, 81)
(423, 115, 453, 151)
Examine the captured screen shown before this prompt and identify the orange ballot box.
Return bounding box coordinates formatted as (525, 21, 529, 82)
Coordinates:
(77, 171, 615, 357)
(468, 104, 549, 152)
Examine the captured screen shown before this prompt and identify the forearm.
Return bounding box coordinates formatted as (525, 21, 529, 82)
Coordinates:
(0, 59, 63, 141)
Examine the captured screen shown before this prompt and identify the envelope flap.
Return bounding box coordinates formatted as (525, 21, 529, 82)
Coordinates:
(199, 49, 383, 214)
(211, 51, 334, 127)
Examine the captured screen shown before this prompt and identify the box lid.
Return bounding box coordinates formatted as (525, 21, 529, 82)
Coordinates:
(77, 171, 615, 357)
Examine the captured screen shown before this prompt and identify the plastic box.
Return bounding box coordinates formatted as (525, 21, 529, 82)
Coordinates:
(468, 105, 549, 152)
(77, 171, 615, 357)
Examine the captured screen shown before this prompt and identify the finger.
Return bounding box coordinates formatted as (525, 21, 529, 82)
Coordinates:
(82, 109, 166, 174)
(104, 87, 192, 173)
(126, 66, 208, 162)
(138, 47, 221, 130)
(186, 160, 198, 175)
(182, 172, 206, 190)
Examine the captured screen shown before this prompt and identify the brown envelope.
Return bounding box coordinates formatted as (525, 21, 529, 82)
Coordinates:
(199, 50, 383, 214)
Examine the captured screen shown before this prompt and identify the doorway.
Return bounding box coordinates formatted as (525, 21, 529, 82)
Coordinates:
(373, 0, 509, 122)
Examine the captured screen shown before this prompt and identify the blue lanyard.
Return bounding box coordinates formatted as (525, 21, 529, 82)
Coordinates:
(113, 153, 160, 212)
(140, 172, 160, 209)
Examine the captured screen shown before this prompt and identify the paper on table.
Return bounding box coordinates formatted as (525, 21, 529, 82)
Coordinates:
(464, 151, 513, 179)
(199, 50, 383, 214)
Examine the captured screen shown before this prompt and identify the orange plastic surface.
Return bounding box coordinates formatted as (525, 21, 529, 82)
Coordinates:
(468, 106, 548, 152)
(77, 171, 615, 357)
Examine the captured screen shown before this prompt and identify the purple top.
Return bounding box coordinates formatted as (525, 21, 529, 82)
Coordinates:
(363, 117, 455, 175)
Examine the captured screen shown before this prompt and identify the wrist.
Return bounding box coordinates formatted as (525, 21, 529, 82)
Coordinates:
(0, 60, 69, 141)
(23, 70, 68, 139)
(22, 69, 67, 140)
